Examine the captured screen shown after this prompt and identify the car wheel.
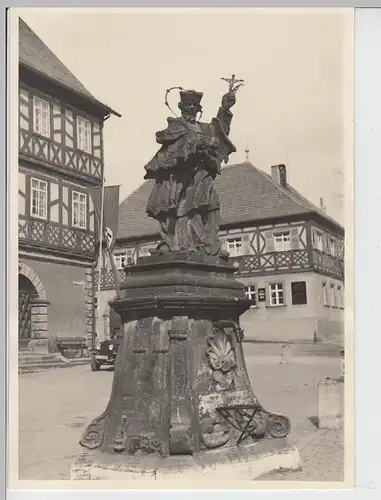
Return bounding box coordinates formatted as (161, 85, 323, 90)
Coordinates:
(91, 356, 101, 372)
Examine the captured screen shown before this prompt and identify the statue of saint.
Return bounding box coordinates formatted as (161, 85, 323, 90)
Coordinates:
(144, 81, 241, 257)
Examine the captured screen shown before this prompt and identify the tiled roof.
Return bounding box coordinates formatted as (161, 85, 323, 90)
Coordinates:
(19, 19, 121, 116)
(117, 162, 343, 240)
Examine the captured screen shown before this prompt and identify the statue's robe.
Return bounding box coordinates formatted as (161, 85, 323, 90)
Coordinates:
(143, 107, 236, 255)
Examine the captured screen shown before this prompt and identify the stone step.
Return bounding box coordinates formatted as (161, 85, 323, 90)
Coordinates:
(18, 351, 56, 358)
(18, 367, 45, 374)
(18, 357, 68, 366)
(19, 358, 62, 365)
(18, 357, 91, 374)
(18, 362, 72, 374)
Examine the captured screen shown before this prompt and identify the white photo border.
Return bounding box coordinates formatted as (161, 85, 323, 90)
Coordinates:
(2, 0, 381, 499)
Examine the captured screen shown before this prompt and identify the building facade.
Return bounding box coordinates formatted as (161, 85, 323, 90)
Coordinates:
(96, 162, 344, 344)
(18, 19, 120, 352)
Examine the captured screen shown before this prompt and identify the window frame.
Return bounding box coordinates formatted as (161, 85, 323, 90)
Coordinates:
(273, 230, 291, 252)
(71, 190, 87, 230)
(244, 285, 257, 307)
(337, 286, 343, 309)
(30, 177, 48, 220)
(328, 237, 336, 256)
(114, 248, 136, 269)
(268, 282, 285, 307)
(114, 252, 127, 270)
(315, 230, 324, 252)
(226, 236, 244, 257)
(291, 281, 308, 305)
(33, 95, 51, 139)
(76, 115, 92, 154)
(331, 284, 337, 308)
(322, 282, 329, 306)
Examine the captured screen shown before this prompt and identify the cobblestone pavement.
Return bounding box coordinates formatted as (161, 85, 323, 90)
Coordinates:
(18, 354, 344, 482)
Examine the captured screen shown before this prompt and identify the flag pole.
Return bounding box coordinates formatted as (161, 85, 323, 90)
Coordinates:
(96, 175, 106, 336)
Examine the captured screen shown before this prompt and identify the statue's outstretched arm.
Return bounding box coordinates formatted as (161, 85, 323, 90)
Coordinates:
(215, 92, 236, 136)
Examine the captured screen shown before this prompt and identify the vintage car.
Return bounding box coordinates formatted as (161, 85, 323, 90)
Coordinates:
(91, 337, 121, 371)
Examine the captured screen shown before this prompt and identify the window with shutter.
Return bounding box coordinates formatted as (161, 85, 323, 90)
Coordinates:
(290, 227, 300, 250)
(265, 231, 275, 253)
(273, 231, 291, 252)
(242, 234, 251, 254)
(220, 237, 227, 252)
(291, 281, 307, 305)
(322, 234, 329, 254)
(226, 236, 243, 257)
(314, 230, 324, 252)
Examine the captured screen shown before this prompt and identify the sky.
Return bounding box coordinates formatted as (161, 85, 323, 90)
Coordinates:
(18, 8, 353, 225)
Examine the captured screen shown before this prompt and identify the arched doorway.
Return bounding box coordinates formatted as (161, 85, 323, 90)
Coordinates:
(18, 274, 38, 349)
(18, 261, 49, 351)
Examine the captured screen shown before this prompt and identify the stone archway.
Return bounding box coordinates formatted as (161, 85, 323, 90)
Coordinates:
(18, 261, 50, 351)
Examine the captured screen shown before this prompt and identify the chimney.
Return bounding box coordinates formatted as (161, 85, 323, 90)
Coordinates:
(271, 164, 287, 187)
(320, 197, 326, 213)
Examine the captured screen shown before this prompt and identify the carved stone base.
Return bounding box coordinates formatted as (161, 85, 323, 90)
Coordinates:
(79, 252, 293, 460)
(71, 440, 301, 481)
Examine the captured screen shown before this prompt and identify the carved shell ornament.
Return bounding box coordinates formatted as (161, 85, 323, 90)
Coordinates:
(206, 329, 236, 390)
(206, 329, 236, 373)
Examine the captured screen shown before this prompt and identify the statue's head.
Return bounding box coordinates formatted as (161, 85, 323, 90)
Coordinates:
(178, 90, 203, 122)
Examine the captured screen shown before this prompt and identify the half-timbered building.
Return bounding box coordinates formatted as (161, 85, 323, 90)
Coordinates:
(96, 162, 344, 343)
(18, 19, 120, 352)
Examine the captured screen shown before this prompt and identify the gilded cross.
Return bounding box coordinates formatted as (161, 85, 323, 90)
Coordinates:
(221, 74, 244, 93)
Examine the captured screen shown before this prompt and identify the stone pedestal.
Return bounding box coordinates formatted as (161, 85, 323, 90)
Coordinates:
(318, 378, 344, 430)
(76, 253, 299, 479)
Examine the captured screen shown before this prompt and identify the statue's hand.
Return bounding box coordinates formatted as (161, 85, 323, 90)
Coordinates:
(221, 92, 236, 110)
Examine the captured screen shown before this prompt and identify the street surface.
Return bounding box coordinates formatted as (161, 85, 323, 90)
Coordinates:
(18, 351, 344, 482)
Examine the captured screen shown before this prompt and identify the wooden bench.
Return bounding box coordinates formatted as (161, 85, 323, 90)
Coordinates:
(56, 337, 88, 358)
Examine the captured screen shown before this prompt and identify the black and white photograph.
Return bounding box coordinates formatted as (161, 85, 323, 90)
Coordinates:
(7, 7, 354, 488)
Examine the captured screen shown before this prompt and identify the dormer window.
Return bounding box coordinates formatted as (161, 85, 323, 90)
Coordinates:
(77, 116, 92, 153)
(33, 96, 50, 138)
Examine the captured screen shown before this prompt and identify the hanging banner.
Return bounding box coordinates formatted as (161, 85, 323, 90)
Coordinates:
(89, 184, 120, 253)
